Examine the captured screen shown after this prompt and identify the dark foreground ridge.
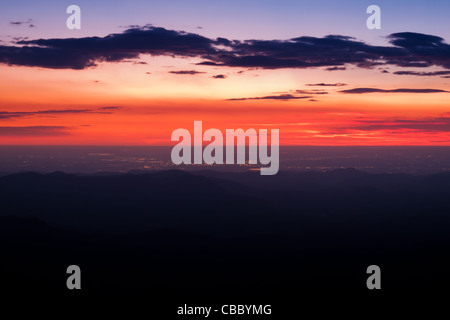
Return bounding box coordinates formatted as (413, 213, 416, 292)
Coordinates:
(1, 169, 449, 311)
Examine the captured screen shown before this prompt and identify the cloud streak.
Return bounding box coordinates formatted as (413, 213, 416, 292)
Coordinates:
(325, 66, 346, 71)
(340, 88, 449, 94)
(0, 108, 120, 119)
(228, 88, 329, 101)
(349, 117, 450, 132)
(10, 19, 34, 28)
(0, 126, 69, 136)
(227, 94, 313, 101)
(169, 70, 205, 75)
(394, 71, 450, 76)
(306, 83, 347, 87)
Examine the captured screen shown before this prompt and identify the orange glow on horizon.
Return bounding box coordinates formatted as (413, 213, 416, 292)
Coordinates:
(1, 60, 450, 146)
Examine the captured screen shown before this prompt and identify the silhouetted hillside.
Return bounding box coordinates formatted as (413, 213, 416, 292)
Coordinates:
(1, 169, 449, 309)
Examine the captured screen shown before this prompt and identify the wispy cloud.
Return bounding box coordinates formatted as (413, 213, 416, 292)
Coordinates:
(10, 19, 34, 28)
(349, 117, 450, 132)
(169, 70, 205, 75)
(227, 94, 313, 101)
(0, 107, 120, 119)
(228, 88, 329, 101)
(306, 83, 347, 87)
(0, 126, 69, 136)
(293, 90, 328, 95)
(340, 88, 449, 94)
(393, 71, 450, 77)
(325, 66, 346, 71)
(98, 106, 121, 110)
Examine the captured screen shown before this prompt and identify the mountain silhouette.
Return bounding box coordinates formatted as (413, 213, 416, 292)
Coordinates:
(1, 169, 450, 305)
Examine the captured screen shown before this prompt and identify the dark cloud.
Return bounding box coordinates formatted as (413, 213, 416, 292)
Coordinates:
(394, 70, 450, 76)
(385, 32, 450, 69)
(340, 88, 449, 94)
(12, 37, 29, 42)
(1, 26, 450, 73)
(326, 66, 346, 71)
(294, 90, 328, 95)
(212, 74, 227, 79)
(350, 117, 450, 132)
(98, 106, 121, 110)
(120, 25, 141, 29)
(0, 126, 69, 136)
(306, 83, 347, 87)
(2, 25, 217, 69)
(169, 70, 205, 75)
(0, 108, 119, 119)
(200, 33, 450, 70)
(10, 19, 34, 28)
(227, 94, 312, 101)
(196, 61, 220, 66)
(230, 88, 327, 101)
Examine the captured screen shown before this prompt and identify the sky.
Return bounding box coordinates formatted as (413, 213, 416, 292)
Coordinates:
(1, 0, 450, 145)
